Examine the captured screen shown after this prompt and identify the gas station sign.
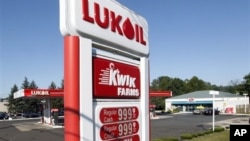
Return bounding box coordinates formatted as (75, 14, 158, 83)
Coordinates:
(93, 57, 140, 99)
(60, 0, 149, 56)
(60, 0, 149, 141)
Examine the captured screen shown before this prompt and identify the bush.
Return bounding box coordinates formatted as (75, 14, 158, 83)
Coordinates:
(162, 137, 179, 141)
(196, 132, 205, 136)
(214, 127, 225, 132)
(204, 130, 211, 134)
(172, 108, 180, 113)
(180, 133, 193, 140)
(152, 139, 163, 141)
(191, 133, 198, 138)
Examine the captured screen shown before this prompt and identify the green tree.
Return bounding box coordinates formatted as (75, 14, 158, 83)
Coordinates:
(185, 76, 208, 92)
(243, 73, 250, 95)
(49, 81, 57, 89)
(29, 80, 38, 89)
(20, 77, 30, 113)
(150, 76, 172, 91)
(170, 78, 186, 96)
(29, 80, 40, 113)
(7, 84, 19, 113)
(242, 73, 250, 103)
(22, 77, 30, 89)
(49, 81, 64, 109)
(150, 76, 186, 109)
(150, 76, 173, 110)
(60, 79, 64, 89)
(19, 77, 40, 113)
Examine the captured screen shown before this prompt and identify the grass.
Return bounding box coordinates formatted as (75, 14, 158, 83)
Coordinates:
(153, 130, 230, 141)
(186, 130, 229, 141)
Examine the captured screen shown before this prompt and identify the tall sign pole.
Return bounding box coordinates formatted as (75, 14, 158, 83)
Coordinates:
(59, 0, 150, 141)
(209, 90, 219, 131)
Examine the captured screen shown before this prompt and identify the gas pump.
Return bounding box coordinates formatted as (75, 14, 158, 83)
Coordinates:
(150, 104, 156, 118)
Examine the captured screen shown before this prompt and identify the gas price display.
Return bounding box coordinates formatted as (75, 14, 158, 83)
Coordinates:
(98, 106, 140, 140)
(99, 107, 139, 123)
(100, 121, 139, 140)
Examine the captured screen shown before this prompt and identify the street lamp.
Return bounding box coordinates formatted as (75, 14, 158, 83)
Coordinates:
(209, 90, 219, 131)
(243, 94, 248, 113)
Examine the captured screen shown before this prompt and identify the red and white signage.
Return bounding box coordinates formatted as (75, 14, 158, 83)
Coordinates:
(99, 107, 139, 123)
(93, 57, 140, 99)
(100, 121, 139, 140)
(14, 89, 64, 99)
(95, 103, 141, 141)
(60, 0, 149, 141)
(60, 0, 149, 56)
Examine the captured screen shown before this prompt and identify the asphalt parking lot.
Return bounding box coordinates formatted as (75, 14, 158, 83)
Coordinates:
(0, 113, 249, 141)
(151, 112, 250, 139)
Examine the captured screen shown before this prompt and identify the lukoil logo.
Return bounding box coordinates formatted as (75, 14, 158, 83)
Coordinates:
(31, 90, 49, 96)
(82, 0, 147, 46)
(98, 63, 139, 96)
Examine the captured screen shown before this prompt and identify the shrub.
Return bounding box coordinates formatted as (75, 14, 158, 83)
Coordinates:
(204, 130, 212, 134)
(196, 132, 205, 136)
(152, 139, 163, 141)
(180, 133, 193, 140)
(214, 127, 225, 132)
(162, 137, 179, 141)
(208, 130, 214, 133)
(191, 133, 198, 138)
(172, 108, 180, 113)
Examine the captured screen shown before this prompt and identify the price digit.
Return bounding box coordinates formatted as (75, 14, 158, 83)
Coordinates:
(123, 123, 128, 135)
(127, 108, 132, 120)
(118, 124, 123, 136)
(128, 122, 133, 135)
(118, 108, 122, 121)
(123, 108, 127, 120)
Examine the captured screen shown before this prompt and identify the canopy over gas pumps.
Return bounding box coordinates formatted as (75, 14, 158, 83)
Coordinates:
(14, 89, 64, 99)
(13, 89, 64, 125)
(150, 91, 172, 97)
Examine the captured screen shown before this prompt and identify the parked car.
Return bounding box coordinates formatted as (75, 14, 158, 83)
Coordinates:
(203, 109, 220, 115)
(23, 113, 40, 118)
(193, 109, 204, 115)
(0, 112, 9, 120)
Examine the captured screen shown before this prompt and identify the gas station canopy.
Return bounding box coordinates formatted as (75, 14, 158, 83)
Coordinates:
(14, 89, 64, 99)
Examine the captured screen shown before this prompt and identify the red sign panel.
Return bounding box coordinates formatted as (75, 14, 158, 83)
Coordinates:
(93, 57, 140, 99)
(24, 89, 64, 97)
(99, 107, 139, 123)
(100, 121, 139, 140)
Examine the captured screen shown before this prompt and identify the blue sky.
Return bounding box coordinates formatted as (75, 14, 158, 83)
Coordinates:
(1, 0, 249, 98)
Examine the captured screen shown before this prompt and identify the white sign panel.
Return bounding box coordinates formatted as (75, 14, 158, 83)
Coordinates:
(60, 0, 149, 56)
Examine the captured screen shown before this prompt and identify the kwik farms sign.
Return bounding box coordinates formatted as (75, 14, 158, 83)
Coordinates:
(93, 57, 140, 99)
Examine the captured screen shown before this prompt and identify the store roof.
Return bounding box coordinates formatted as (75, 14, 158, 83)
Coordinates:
(167, 90, 244, 99)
